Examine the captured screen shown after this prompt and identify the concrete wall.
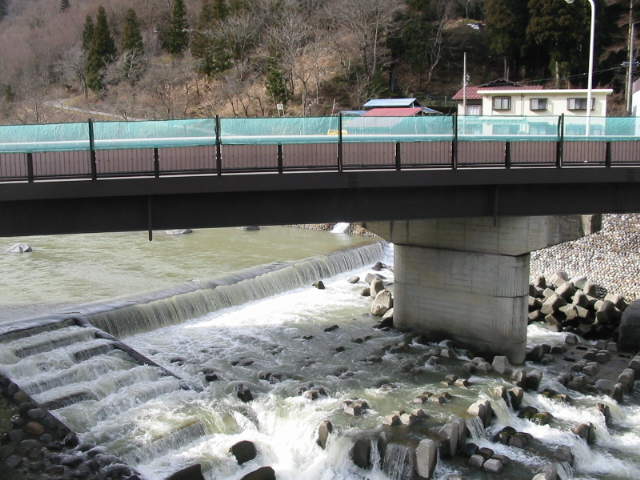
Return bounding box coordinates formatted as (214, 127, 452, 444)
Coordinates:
(363, 216, 600, 363)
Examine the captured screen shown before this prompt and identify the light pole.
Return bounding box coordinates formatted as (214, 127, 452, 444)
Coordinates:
(566, 0, 595, 135)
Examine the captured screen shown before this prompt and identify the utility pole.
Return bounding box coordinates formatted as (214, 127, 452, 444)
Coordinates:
(627, 0, 636, 115)
(462, 52, 467, 115)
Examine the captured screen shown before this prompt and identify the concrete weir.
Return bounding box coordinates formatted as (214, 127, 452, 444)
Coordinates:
(363, 216, 601, 364)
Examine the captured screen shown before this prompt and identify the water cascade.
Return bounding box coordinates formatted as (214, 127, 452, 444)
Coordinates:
(85, 241, 387, 339)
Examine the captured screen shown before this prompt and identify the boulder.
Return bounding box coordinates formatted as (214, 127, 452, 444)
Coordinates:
(350, 437, 372, 469)
(313, 281, 325, 290)
(371, 290, 393, 317)
(5, 243, 32, 253)
(492, 356, 514, 375)
(165, 464, 205, 480)
(370, 278, 385, 297)
(317, 421, 333, 449)
(415, 439, 438, 479)
(347, 276, 360, 284)
(618, 299, 640, 351)
(482, 458, 504, 474)
(231, 441, 257, 465)
(240, 466, 276, 480)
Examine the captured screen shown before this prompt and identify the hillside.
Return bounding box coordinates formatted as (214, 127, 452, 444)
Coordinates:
(0, 0, 635, 123)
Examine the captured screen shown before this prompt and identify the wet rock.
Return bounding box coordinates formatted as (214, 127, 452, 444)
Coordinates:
(164, 464, 205, 480)
(231, 440, 257, 465)
(415, 438, 438, 479)
(483, 458, 504, 473)
(572, 422, 596, 444)
(532, 463, 558, 480)
(24, 422, 44, 436)
(347, 276, 360, 284)
(460, 443, 479, 457)
(349, 437, 372, 469)
(317, 421, 333, 449)
(236, 386, 254, 403)
(240, 466, 276, 480)
(468, 454, 485, 469)
(370, 278, 385, 297)
(492, 356, 514, 375)
(554, 445, 574, 465)
(371, 290, 393, 317)
(618, 299, 640, 351)
(5, 243, 32, 253)
(324, 325, 339, 332)
(313, 281, 325, 290)
(468, 400, 493, 428)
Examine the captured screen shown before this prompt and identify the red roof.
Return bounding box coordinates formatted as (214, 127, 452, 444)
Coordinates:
(452, 85, 543, 101)
(362, 107, 422, 117)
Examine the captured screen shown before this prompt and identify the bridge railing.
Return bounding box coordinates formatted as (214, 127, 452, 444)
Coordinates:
(0, 115, 639, 182)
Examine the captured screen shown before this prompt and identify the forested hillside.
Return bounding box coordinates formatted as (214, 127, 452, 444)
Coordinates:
(0, 0, 635, 123)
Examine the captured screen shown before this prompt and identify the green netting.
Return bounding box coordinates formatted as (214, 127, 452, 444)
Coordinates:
(341, 115, 452, 143)
(563, 116, 640, 140)
(0, 122, 89, 153)
(0, 115, 638, 154)
(93, 119, 217, 150)
(220, 117, 339, 145)
(457, 116, 561, 142)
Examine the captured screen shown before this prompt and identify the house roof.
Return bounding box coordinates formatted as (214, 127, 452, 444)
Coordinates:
(363, 98, 422, 108)
(362, 107, 423, 117)
(452, 84, 543, 101)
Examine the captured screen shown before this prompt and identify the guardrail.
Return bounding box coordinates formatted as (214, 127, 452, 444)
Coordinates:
(0, 114, 639, 182)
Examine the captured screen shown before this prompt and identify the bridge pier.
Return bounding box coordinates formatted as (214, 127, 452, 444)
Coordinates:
(363, 216, 600, 364)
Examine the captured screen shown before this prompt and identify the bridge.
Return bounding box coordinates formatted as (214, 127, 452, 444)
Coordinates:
(2, 114, 640, 362)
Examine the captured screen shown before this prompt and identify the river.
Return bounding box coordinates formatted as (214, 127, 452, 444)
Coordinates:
(1, 226, 639, 480)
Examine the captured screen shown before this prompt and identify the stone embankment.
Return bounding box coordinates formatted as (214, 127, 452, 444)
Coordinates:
(530, 214, 640, 301)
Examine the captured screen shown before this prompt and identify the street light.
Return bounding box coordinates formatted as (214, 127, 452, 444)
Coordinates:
(566, 0, 595, 135)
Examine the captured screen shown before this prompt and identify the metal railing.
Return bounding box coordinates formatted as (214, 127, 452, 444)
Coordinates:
(0, 114, 639, 182)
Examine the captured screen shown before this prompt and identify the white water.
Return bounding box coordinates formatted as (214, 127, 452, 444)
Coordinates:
(2, 229, 640, 480)
(331, 223, 351, 233)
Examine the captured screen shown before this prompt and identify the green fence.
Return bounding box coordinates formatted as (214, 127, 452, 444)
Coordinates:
(1, 115, 638, 154)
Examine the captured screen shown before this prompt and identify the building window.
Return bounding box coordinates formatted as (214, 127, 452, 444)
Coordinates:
(568, 98, 595, 111)
(530, 98, 548, 111)
(492, 97, 511, 110)
(466, 104, 482, 115)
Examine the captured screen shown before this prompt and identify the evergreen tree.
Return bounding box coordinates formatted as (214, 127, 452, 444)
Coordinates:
(192, 0, 232, 76)
(121, 8, 143, 53)
(526, 0, 596, 85)
(60, 0, 70, 12)
(86, 6, 117, 91)
(484, 0, 529, 78)
(82, 15, 95, 52)
(119, 8, 145, 83)
(212, 0, 229, 21)
(265, 56, 289, 109)
(165, 0, 190, 56)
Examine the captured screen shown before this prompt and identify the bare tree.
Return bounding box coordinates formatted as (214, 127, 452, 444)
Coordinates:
(332, 0, 403, 85)
(138, 56, 201, 119)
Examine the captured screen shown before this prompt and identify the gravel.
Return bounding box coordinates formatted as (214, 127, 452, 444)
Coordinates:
(530, 214, 640, 301)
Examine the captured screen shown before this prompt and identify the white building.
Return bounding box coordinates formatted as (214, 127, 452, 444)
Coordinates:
(453, 78, 612, 117)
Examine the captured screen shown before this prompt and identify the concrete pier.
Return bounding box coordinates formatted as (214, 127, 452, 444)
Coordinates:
(363, 216, 600, 363)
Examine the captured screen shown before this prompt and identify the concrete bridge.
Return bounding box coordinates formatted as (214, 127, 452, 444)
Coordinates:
(2, 115, 640, 362)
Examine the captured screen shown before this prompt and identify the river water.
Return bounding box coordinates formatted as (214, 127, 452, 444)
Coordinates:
(1, 227, 639, 480)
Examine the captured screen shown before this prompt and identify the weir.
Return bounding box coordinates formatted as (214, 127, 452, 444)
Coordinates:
(363, 216, 601, 364)
(81, 241, 387, 338)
